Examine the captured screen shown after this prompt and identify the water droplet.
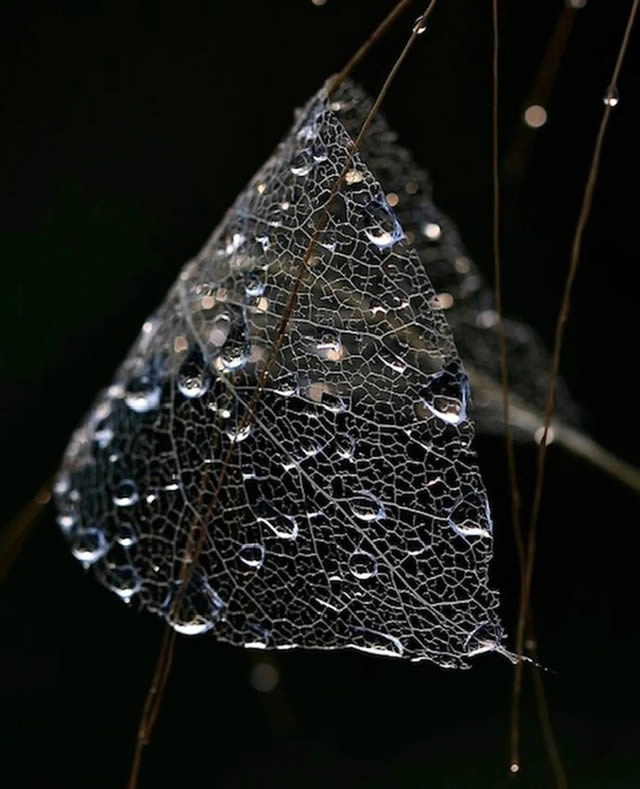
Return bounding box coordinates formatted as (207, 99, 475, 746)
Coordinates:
(226, 423, 252, 443)
(449, 492, 492, 538)
(258, 511, 299, 540)
(113, 479, 139, 507)
(166, 571, 225, 635)
(362, 199, 403, 249)
(290, 150, 313, 176)
(71, 528, 108, 564)
(272, 374, 299, 397)
(239, 542, 265, 568)
(125, 373, 161, 413)
(421, 366, 468, 425)
(244, 270, 266, 297)
(108, 565, 141, 599)
(335, 434, 356, 461)
(209, 312, 231, 347)
(350, 492, 385, 522)
(413, 18, 426, 34)
(348, 550, 378, 580)
(352, 629, 404, 658)
(311, 139, 328, 162)
(177, 346, 209, 399)
(219, 343, 250, 372)
(603, 85, 619, 107)
(320, 392, 346, 413)
(115, 522, 138, 546)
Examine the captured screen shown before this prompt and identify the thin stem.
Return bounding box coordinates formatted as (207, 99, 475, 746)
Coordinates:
(126, 4, 439, 786)
(511, 0, 639, 774)
(328, 0, 416, 95)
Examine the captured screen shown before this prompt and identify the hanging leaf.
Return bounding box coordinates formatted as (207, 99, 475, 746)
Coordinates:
(54, 80, 503, 668)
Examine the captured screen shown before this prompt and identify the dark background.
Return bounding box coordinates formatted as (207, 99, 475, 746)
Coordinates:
(2, 1, 639, 787)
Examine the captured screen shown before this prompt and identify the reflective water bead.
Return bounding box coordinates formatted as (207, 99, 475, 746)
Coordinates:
(125, 374, 161, 413)
(350, 492, 385, 522)
(71, 528, 108, 564)
(113, 479, 139, 507)
(348, 550, 378, 580)
(239, 543, 265, 568)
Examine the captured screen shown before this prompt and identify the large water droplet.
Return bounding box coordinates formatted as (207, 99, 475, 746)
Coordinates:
(348, 550, 378, 580)
(421, 366, 468, 425)
(239, 542, 265, 568)
(125, 373, 161, 413)
(177, 346, 210, 399)
(71, 528, 108, 564)
(166, 571, 225, 635)
(113, 479, 139, 507)
(449, 491, 492, 538)
(362, 199, 403, 249)
(350, 492, 385, 522)
(258, 510, 299, 540)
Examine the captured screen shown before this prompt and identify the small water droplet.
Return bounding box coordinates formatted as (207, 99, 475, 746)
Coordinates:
(239, 542, 265, 568)
(226, 423, 252, 443)
(290, 150, 313, 176)
(272, 374, 299, 397)
(113, 479, 139, 507)
(71, 528, 108, 564)
(603, 85, 619, 107)
(258, 511, 299, 540)
(108, 565, 141, 599)
(449, 491, 492, 538)
(177, 346, 209, 399)
(335, 434, 356, 461)
(421, 366, 468, 425)
(115, 522, 138, 546)
(244, 270, 266, 297)
(352, 629, 404, 658)
(350, 492, 385, 522)
(125, 373, 161, 413)
(413, 17, 427, 34)
(349, 550, 378, 580)
(320, 392, 346, 413)
(311, 139, 328, 162)
(362, 199, 403, 249)
(219, 343, 250, 372)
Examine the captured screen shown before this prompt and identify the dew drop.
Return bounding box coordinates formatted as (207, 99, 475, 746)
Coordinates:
(603, 85, 619, 107)
(421, 366, 468, 425)
(177, 346, 209, 399)
(166, 571, 225, 635)
(108, 565, 141, 599)
(290, 150, 313, 176)
(244, 270, 266, 297)
(413, 18, 427, 34)
(348, 550, 378, 580)
(362, 199, 403, 249)
(125, 374, 161, 413)
(449, 492, 492, 538)
(115, 522, 138, 547)
(219, 343, 250, 372)
(226, 423, 252, 443)
(320, 392, 346, 413)
(335, 434, 356, 461)
(71, 528, 108, 564)
(113, 479, 139, 507)
(239, 542, 265, 568)
(350, 492, 385, 522)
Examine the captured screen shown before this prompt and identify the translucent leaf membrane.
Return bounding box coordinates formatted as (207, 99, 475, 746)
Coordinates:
(331, 82, 578, 439)
(55, 81, 503, 667)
